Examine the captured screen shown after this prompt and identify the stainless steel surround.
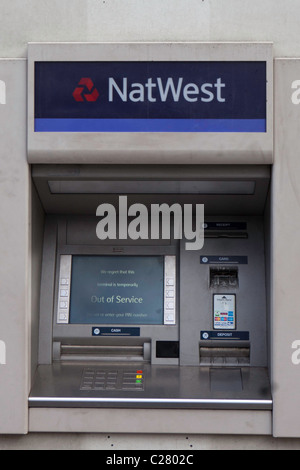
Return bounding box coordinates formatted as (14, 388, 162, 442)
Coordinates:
(29, 363, 272, 410)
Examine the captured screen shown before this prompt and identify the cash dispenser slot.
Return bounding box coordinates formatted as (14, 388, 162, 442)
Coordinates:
(53, 343, 151, 363)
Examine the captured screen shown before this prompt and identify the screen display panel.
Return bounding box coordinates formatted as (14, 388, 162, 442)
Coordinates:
(69, 255, 164, 325)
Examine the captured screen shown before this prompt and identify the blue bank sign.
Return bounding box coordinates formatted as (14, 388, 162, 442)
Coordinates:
(34, 61, 266, 133)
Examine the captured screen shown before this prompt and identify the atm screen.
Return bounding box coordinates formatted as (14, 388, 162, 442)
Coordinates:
(69, 255, 164, 325)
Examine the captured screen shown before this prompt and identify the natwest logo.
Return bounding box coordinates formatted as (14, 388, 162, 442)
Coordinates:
(108, 77, 226, 103)
(73, 77, 99, 102)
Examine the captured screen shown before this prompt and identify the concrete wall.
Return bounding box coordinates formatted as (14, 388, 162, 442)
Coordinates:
(0, 0, 299, 59)
(1, 0, 300, 450)
(1, 433, 300, 450)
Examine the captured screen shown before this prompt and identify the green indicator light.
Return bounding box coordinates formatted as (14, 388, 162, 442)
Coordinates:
(136, 380, 142, 383)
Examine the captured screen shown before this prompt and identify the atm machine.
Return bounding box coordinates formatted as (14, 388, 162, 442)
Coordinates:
(27, 42, 274, 434)
(29, 165, 272, 412)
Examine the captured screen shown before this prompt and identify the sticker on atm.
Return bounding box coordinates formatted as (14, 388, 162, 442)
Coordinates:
(213, 294, 236, 330)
